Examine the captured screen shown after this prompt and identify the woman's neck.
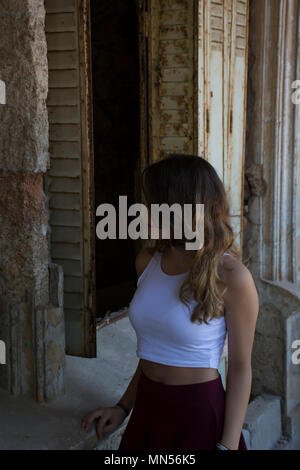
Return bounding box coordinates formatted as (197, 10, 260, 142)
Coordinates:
(167, 242, 195, 270)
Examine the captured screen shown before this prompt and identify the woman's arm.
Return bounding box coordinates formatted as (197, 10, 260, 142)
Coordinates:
(117, 360, 142, 412)
(81, 360, 142, 438)
(219, 263, 259, 450)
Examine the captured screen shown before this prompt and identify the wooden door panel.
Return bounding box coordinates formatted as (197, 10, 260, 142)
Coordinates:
(138, 0, 198, 169)
(45, 0, 96, 357)
(200, 0, 249, 247)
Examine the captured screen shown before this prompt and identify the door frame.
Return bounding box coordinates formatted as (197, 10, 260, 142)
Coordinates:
(77, 0, 96, 357)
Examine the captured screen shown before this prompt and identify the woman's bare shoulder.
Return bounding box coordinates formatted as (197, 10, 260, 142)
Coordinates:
(221, 254, 257, 303)
(135, 247, 155, 278)
(221, 253, 252, 286)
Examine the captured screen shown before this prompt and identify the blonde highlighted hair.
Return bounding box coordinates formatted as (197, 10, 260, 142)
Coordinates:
(140, 154, 241, 325)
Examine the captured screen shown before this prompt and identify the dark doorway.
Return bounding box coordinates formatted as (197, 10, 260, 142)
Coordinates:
(90, 0, 140, 317)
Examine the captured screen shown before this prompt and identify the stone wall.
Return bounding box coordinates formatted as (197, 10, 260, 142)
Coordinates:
(0, 0, 65, 401)
(244, 0, 300, 442)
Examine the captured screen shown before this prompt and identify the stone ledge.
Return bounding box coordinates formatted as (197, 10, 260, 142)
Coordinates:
(260, 279, 300, 316)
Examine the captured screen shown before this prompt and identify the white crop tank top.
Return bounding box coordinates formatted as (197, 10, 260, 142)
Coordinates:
(128, 250, 229, 369)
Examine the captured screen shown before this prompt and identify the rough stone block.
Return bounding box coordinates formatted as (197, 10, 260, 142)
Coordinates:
(251, 280, 300, 435)
(0, 0, 49, 171)
(35, 305, 66, 402)
(0, 296, 65, 401)
(286, 401, 300, 444)
(0, 171, 49, 306)
(243, 394, 282, 449)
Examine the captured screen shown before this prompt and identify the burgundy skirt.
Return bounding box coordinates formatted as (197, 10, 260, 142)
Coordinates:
(118, 369, 247, 450)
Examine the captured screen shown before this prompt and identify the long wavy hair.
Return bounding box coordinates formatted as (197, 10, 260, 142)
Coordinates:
(140, 154, 241, 325)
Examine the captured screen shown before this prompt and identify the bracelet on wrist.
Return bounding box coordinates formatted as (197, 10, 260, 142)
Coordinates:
(116, 401, 130, 416)
(216, 442, 229, 450)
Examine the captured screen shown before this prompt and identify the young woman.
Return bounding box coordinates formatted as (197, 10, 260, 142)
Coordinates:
(82, 154, 259, 450)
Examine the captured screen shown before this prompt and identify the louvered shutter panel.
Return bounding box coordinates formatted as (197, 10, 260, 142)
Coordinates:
(198, 0, 249, 246)
(225, 0, 249, 245)
(45, 0, 96, 357)
(146, 0, 198, 164)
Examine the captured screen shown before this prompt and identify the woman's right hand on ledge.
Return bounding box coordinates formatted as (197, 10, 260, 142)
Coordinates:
(81, 405, 128, 441)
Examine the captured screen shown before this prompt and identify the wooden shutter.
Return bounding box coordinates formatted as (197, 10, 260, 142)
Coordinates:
(225, 0, 249, 245)
(199, 0, 249, 246)
(139, 0, 198, 167)
(45, 0, 96, 357)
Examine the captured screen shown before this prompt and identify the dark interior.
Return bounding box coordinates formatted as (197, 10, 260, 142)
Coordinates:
(90, 0, 140, 317)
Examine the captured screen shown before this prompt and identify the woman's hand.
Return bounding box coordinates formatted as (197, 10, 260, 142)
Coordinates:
(81, 405, 128, 440)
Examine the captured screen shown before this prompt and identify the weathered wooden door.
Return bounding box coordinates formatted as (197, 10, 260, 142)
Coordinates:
(138, 0, 249, 247)
(45, 0, 96, 357)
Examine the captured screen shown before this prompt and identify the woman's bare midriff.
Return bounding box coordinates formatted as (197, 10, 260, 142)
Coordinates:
(140, 359, 220, 385)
